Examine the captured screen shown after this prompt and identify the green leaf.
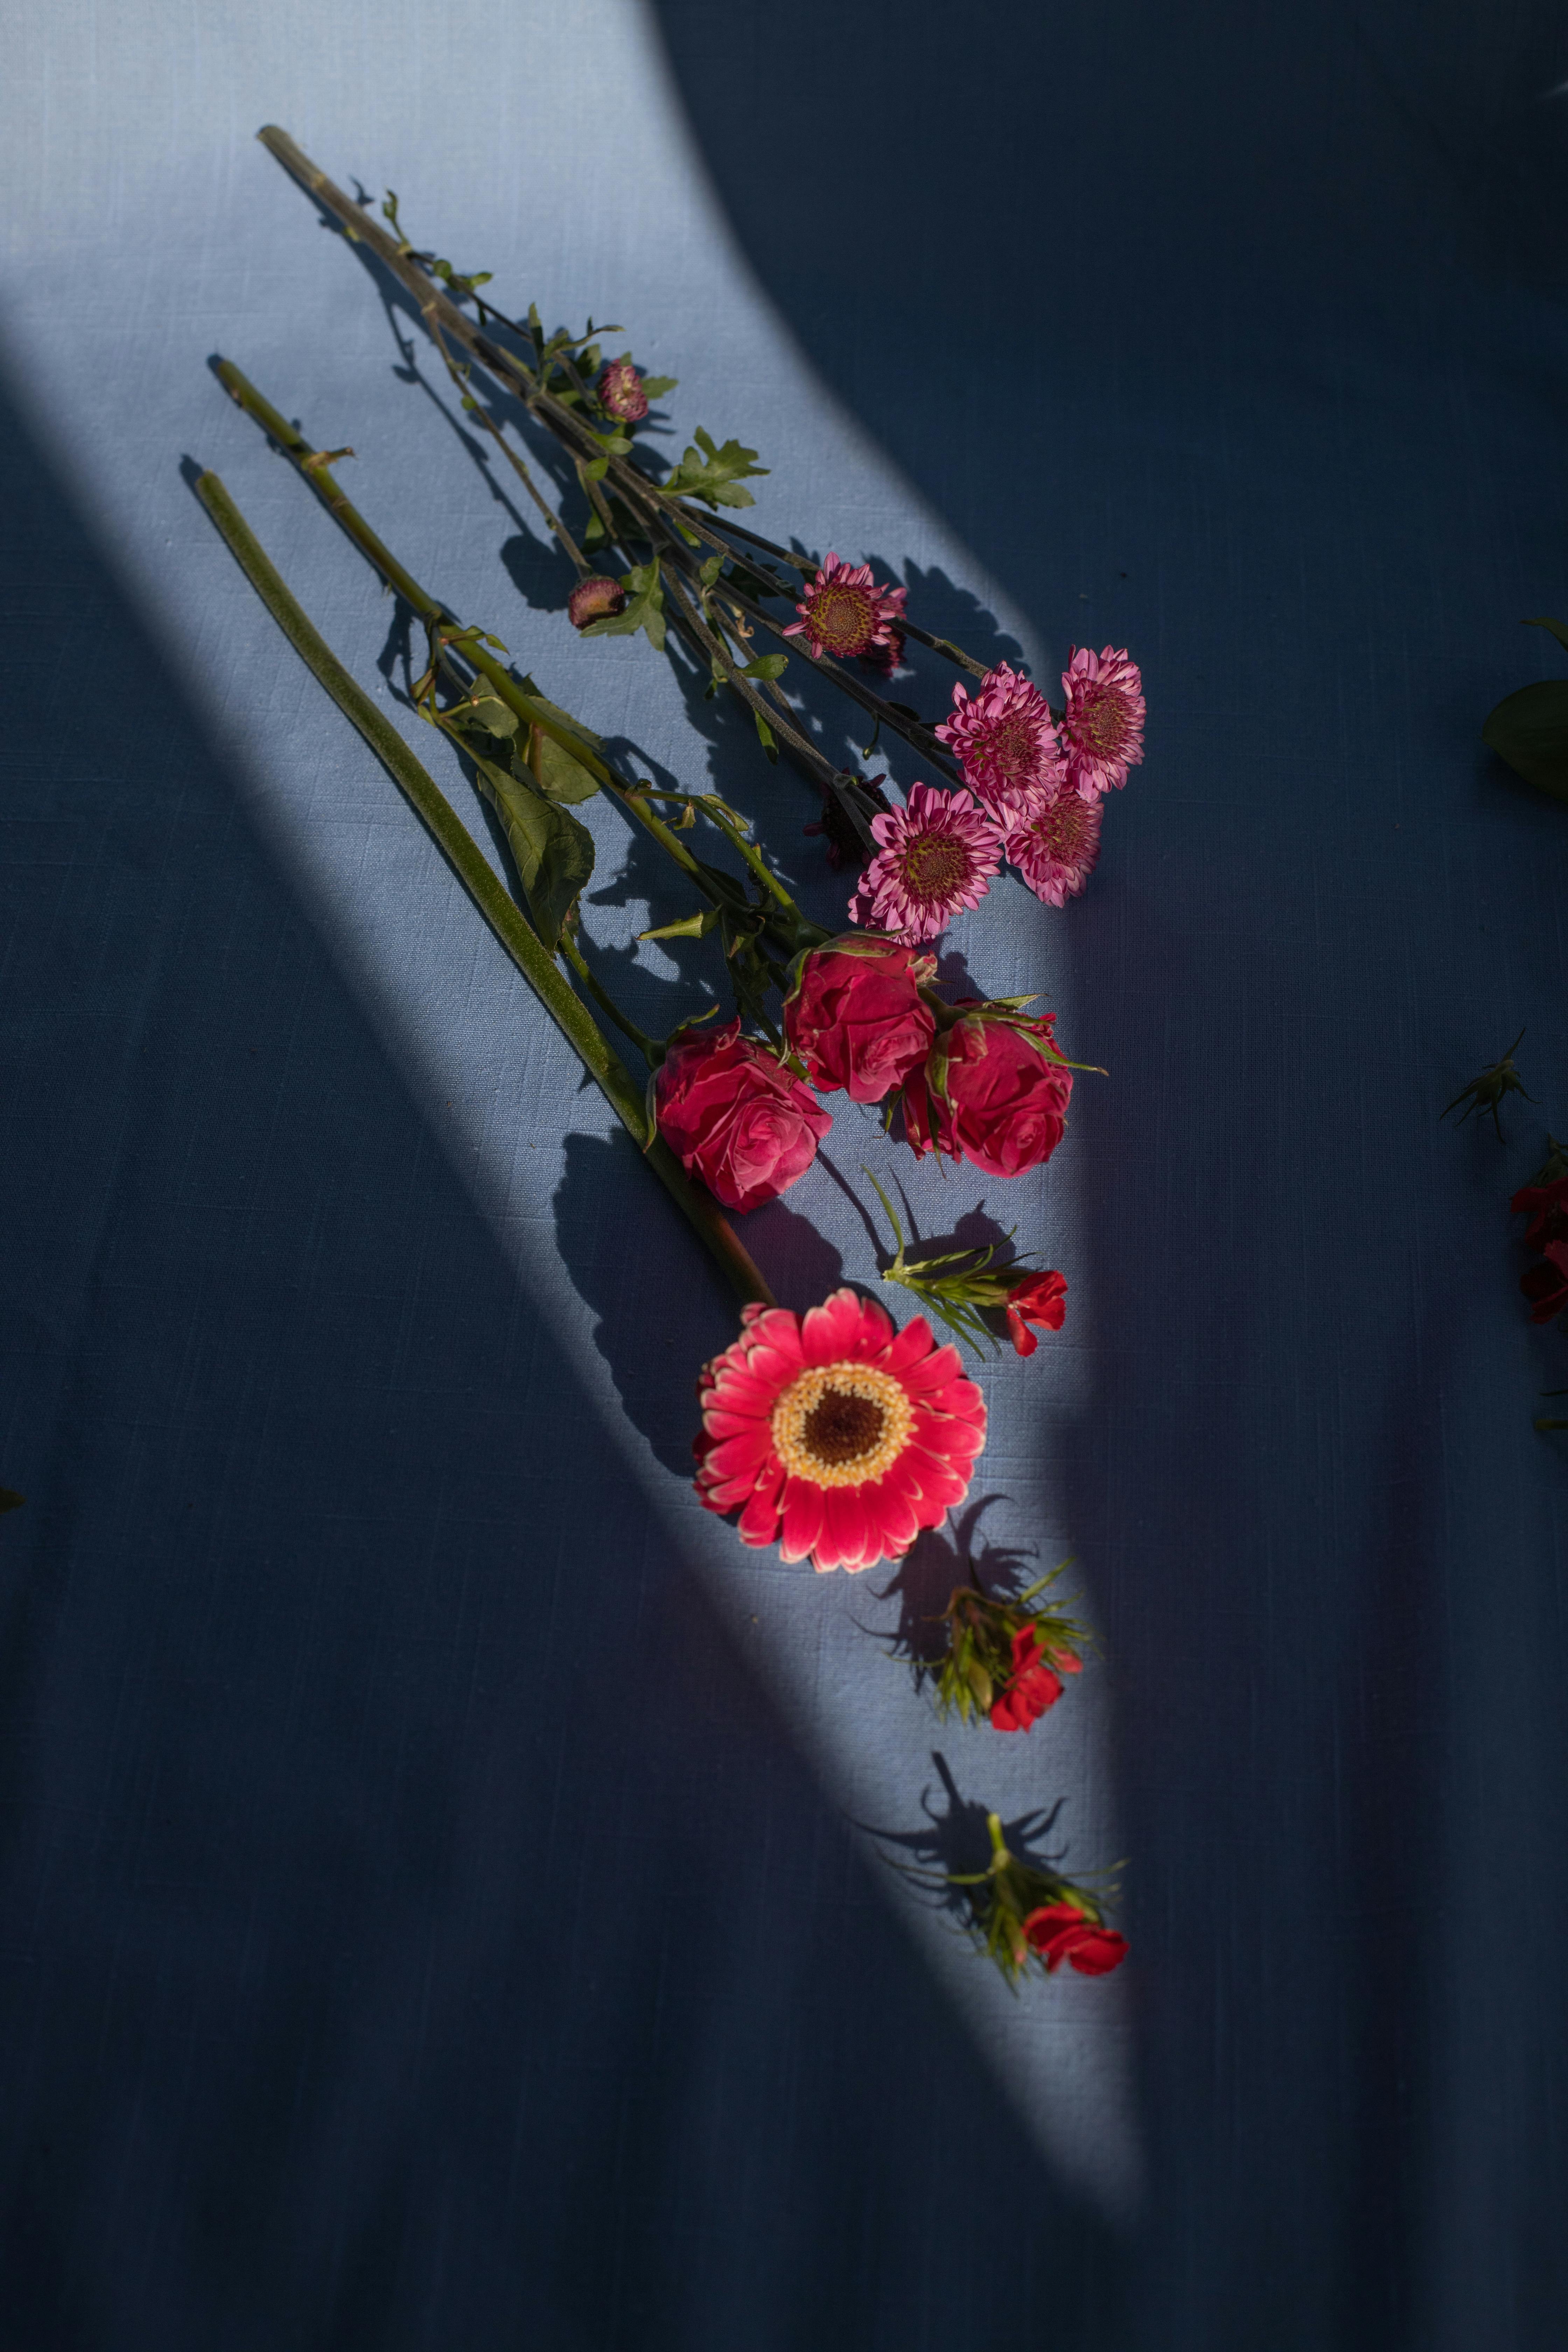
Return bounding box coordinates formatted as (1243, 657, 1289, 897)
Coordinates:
(578, 561, 666, 653)
(667, 428, 769, 511)
(639, 374, 678, 400)
(741, 653, 788, 681)
(462, 689, 519, 738)
(753, 706, 778, 763)
(699, 554, 725, 588)
(639, 906, 722, 943)
(533, 727, 601, 806)
(1483, 679, 1568, 803)
(0, 1488, 23, 1514)
(1525, 617, 1568, 657)
(470, 757, 596, 949)
(583, 456, 610, 482)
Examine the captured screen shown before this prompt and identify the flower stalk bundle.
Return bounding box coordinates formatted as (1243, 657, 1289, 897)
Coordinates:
(192, 125, 1143, 1984)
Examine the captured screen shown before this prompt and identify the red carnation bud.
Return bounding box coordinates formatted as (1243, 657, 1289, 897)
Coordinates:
(1022, 1903, 1129, 1977)
(568, 575, 627, 629)
(1004, 1268, 1068, 1357)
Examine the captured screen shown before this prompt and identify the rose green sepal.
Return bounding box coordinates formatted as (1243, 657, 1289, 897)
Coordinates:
(922, 1561, 1091, 1727)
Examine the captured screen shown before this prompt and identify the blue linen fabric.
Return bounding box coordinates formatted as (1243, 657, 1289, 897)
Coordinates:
(1, 1, 1566, 2344)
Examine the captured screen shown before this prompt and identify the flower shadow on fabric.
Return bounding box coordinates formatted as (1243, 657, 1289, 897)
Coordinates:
(871, 1494, 1041, 1666)
(551, 1130, 845, 1476)
(862, 1750, 1069, 1916)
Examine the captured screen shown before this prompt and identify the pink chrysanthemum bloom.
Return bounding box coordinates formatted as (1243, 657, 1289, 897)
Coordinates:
(848, 782, 1003, 945)
(598, 360, 649, 422)
(784, 553, 908, 664)
(693, 1288, 987, 1573)
(934, 663, 1068, 820)
(1003, 781, 1103, 907)
(1059, 645, 1146, 798)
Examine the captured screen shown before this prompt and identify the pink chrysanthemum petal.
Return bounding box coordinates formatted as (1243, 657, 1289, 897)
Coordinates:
(934, 663, 1068, 821)
(783, 552, 908, 663)
(1059, 645, 1146, 798)
(847, 782, 1003, 946)
(1003, 776, 1103, 905)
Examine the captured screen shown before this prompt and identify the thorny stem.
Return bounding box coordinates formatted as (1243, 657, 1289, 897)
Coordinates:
(193, 467, 773, 1307)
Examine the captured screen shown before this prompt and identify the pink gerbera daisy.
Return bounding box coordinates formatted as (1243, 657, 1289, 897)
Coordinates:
(934, 663, 1068, 820)
(693, 1288, 987, 1573)
(848, 782, 1003, 944)
(784, 553, 908, 664)
(1003, 781, 1103, 907)
(1059, 645, 1146, 798)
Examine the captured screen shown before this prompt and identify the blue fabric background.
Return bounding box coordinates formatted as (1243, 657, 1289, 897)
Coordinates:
(2, 1, 1567, 2343)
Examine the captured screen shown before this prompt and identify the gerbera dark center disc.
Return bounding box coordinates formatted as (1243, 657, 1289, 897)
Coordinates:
(802, 1388, 885, 1465)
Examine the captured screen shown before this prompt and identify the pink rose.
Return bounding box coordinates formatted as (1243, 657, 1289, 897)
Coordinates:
(902, 1006, 1073, 1179)
(654, 1020, 832, 1213)
(782, 934, 936, 1103)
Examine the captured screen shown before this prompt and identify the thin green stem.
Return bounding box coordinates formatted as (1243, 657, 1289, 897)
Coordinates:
(557, 929, 660, 1064)
(194, 467, 774, 1308)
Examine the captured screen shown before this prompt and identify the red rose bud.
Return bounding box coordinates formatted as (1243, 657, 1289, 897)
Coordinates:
(598, 359, 649, 422)
(989, 1623, 1073, 1732)
(1023, 1903, 1129, 1977)
(568, 574, 628, 629)
(903, 1005, 1073, 1179)
(1005, 1268, 1068, 1357)
(654, 1020, 832, 1213)
(783, 934, 936, 1103)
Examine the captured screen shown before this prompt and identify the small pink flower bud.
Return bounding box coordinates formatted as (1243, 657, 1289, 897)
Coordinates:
(568, 575, 627, 629)
(598, 360, 649, 422)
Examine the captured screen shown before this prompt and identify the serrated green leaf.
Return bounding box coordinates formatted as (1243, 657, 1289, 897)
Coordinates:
(639, 374, 678, 400)
(1483, 679, 1568, 803)
(461, 690, 519, 738)
(667, 429, 769, 511)
(470, 756, 596, 948)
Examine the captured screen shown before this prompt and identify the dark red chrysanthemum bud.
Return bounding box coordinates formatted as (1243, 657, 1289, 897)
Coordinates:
(568, 575, 627, 629)
(598, 360, 649, 422)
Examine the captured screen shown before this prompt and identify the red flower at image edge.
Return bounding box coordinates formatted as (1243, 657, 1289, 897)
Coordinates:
(902, 1007, 1073, 1179)
(655, 1020, 831, 1213)
(783, 934, 936, 1103)
(990, 1622, 1082, 1732)
(1006, 1268, 1068, 1357)
(1512, 1175, 1568, 1322)
(693, 1288, 987, 1572)
(1023, 1904, 1129, 1976)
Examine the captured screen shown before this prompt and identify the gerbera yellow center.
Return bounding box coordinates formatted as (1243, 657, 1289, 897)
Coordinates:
(771, 1361, 915, 1487)
(810, 582, 874, 656)
(899, 834, 969, 902)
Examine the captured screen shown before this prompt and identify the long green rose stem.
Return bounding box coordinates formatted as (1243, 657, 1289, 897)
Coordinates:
(252, 128, 961, 819)
(194, 468, 775, 1309)
(214, 359, 812, 967)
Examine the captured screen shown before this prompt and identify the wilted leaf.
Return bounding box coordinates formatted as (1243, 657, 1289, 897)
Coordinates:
(470, 754, 595, 947)
(1483, 679, 1568, 803)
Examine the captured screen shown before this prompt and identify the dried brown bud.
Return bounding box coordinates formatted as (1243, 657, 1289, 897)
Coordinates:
(568, 574, 628, 629)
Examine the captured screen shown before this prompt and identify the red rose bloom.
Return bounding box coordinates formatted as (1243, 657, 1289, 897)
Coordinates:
(783, 934, 937, 1103)
(1005, 1268, 1068, 1357)
(902, 1006, 1073, 1179)
(654, 1021, 832, 1213)
(1513, 1176, 1568, 1322)
(1023, 1903, 1129, 1976)
(990, 1622, 1080, 1732)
